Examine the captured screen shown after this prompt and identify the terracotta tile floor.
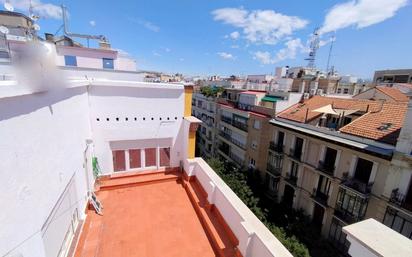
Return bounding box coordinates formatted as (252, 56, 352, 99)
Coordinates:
(74, 174, 218, 257)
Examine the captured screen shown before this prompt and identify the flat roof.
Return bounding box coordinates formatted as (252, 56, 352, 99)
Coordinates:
(74, 171, 238, 257)
(343, 219, 412, 257)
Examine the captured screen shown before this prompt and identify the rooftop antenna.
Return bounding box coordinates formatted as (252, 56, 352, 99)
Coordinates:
(326, 33, 336, 76)
(305, 27, 320, 70)
(61, 5, 108, 44)
(4, 1, 14, 12)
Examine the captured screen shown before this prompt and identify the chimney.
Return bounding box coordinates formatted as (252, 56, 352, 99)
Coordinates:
(395, 93, 412, 154)
(99, 41, 111, 49)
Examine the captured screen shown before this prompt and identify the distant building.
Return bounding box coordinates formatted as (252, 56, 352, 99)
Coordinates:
(373, 69, 412, 84)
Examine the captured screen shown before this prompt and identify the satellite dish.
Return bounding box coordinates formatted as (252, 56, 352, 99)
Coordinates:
(0, 26, 9, 34)
(32, 24, 40, 31)
(4, 2, 14, 12)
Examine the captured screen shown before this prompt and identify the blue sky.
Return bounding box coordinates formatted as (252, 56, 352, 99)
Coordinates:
(2, 0, 412, 78)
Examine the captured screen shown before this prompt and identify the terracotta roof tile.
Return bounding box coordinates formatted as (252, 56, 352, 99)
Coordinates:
(277, 95, 407, 145)
(376, 86, 409, 102)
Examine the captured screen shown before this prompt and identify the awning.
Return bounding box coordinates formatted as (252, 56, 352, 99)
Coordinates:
(313, 104, 358, 116)
(261, 96, 282, 102)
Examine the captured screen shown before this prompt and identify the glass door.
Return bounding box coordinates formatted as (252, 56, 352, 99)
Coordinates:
(144, 148, 157, 169)
(113, 150, 126, 172)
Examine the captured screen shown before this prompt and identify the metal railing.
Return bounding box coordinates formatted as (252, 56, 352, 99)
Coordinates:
(289, 148, 302, 161)
(285, 172, 298, 185)
(317, 160, 335, 175)
(220, 116, 248, 132)
(390, 188, 412, 212)
(312, 189, 329, 206)
(229, 152, 244, 165)
(266, 162, 281, 176)
(341, 177, 373, 195)
(269, 141, 284, 153)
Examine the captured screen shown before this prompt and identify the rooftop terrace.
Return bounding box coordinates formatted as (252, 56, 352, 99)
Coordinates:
(74, 170, 238, 257)
(73, 158, 293, 257)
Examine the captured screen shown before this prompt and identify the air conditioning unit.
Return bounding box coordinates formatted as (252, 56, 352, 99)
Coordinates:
(303, 93, 310, 99)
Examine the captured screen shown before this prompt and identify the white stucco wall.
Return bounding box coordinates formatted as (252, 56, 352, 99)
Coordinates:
(89, 83, 185, 174)
(0, 87, 92, 257)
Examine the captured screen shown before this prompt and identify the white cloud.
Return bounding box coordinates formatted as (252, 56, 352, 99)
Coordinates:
(253, 51, 273, 65)
(229, 31, 240, 40)
(162, 47, 171, 52)
(230, 45, 240, 49)
(320, 0, 408, 34)
(0, 0, 62, 19)
(217, 52, 235, 60)
(253, 38, 306, 64)
(212, 7, 308, 45)
(152, 51, 161, 57)
(128, 17, 160, 32)
(89, 20, 96, 27)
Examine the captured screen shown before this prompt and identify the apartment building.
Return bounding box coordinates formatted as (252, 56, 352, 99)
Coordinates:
(192, 92, 218, 158)
(265, 93, 410, 252)
(374, 69, 412, 84)
(216, 90, 276, 177)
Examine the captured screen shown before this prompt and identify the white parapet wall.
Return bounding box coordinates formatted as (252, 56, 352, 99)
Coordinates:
(343, 218, 412, 257)
(183, 158, 293, 257)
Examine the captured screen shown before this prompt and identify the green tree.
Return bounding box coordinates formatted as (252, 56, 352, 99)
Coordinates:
(207, 158, 310, 257)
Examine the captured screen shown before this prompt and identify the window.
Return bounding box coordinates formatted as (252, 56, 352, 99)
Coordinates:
(102, 58, 114, 69)
(129, 149, 141, 169)
(268, 175, 279, 192)
(290, 161, 298, 178)
(112, 150, 126, 172)
(354, 158, 373, 184)
(337, 88, 341, 94)
(343, 88, 349, 94)
(250, 158, 256, 166)
(253, 120, 261, 129)
(64, 55, 77, 66)
(145, 148, 157, 167)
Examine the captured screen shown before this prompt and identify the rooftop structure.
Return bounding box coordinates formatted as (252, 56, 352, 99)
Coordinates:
(278, 95, 407, 145)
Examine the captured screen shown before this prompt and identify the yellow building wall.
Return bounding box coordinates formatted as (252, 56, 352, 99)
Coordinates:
(184, 86, 193, 117)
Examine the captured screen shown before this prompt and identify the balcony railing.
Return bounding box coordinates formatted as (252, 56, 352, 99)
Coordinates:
(289, 148, 302, 161)
(285, 172, 298, 186)
(269, 141, 284, 153)
(219, 131, 246, 149)
(218, 145, 230, 156)
(266, 162, 281, 176)
(232, 120, 248, 132)
(229, 152, 244, 165)
(317, 160, 335, 175)
(334, 206, 365, 224)
(220, 116, 248, 132)
(312, 189, 329, 206)
(389, 188, 412, 212)
(221, 115, 232, 124)
(341, 177, 373, 195)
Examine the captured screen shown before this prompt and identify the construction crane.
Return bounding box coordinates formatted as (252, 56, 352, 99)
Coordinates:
(326, 33, 336, 76)
(305, 28, 320, 69)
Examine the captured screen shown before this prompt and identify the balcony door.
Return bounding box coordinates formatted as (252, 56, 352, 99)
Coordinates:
(324, 147, 337, 170)
(113, 150, 126, 172)
(112, 147, 170, 172)
(354, 158, 373, 183)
